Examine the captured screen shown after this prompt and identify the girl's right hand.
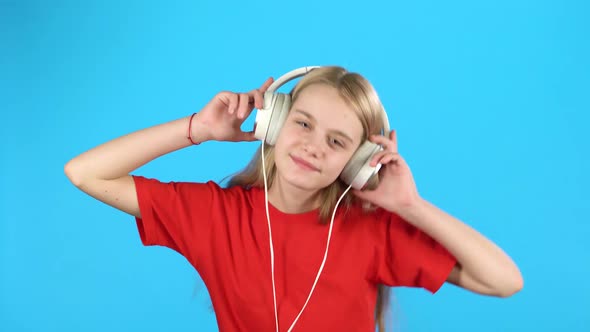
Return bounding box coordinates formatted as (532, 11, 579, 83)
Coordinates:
(192, 77, 274, 143)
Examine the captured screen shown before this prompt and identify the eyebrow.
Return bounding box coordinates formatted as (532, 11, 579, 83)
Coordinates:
(294, 109, 355, 144)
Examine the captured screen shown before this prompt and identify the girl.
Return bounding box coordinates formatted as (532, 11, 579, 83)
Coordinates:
(65, 66, 523, 331)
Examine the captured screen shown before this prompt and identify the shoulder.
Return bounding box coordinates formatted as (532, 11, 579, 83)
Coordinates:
(339, 201, 390, 232)
(343, 202, 417, 239)
(132, 175, 261, 205)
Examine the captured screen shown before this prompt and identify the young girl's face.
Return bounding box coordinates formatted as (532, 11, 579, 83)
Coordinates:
(273, 83, 364, 193)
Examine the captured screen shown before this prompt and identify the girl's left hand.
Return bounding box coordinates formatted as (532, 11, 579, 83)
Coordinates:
(352, 130, 421, 213)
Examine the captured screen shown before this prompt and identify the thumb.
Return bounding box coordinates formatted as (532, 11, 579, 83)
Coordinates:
(238, 130, 258, 142)
(351, 188, 368, 199)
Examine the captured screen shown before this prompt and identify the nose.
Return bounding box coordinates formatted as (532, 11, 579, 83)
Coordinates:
(303, 135, 325, 158)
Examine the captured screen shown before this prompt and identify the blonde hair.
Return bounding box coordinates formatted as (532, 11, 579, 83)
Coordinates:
(227, 66, 392, 331)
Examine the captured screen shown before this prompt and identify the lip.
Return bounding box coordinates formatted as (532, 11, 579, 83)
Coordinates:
(290, 155, 320, 172)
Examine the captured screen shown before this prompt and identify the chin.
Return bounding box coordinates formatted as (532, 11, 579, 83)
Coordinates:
(280, 171, 322, 191)
(274, 161, 321, 192)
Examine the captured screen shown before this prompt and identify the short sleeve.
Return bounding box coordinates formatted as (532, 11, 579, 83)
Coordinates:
(370, 210, 457, 294)
(132, 175, 218, 266)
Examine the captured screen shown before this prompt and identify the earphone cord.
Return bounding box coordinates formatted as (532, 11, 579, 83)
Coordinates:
(261, 142, 280, 332)
(261, 143, 352, 332)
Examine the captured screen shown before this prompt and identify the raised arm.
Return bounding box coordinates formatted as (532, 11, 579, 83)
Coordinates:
(64, 116, 207, 217)
(64, 77, 273, 218)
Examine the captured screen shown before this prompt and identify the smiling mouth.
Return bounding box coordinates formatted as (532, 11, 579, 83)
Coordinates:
(290, 155, 320, 172)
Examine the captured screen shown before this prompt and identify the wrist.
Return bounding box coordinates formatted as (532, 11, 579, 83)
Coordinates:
(188, 113, 213, 144)
(393, 197, 429, 225)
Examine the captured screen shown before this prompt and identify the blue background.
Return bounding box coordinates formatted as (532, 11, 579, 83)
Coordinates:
(1, 0, 589, 331)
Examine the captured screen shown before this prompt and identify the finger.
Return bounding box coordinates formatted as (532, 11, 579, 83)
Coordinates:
(226, 93, 239, 114)
(390, 130, 398, 153)
(378, 153, 398, 165)
(370, 150, 392, 166)
(237, 93, 251, 119)
(249, 88, 264, 110)
(371, 151, 399, 166)
(259, 77, 274, 93)
(370, 135, 396, 153)
(238, 130, 257, 142)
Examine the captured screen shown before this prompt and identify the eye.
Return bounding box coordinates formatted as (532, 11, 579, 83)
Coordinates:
(296, 120, 310, 129)
(329, 137, 344, 148)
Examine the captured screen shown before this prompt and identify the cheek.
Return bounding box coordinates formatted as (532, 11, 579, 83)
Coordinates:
(274, 132, 297, 162)
(327, 152, 355, 173)
(276, 125, 300, 147)
(274, 126, 291, 148)
(283, 122, 301, 136)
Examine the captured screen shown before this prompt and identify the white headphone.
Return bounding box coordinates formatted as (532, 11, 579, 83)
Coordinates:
(254, 66, 391, 331)
(253, 66, 391, 190)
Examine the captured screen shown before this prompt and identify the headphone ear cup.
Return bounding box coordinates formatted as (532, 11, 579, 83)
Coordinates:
(265, 92, 291, 145)
(254, 92, 291, 145)
(340, 141, 383, 190)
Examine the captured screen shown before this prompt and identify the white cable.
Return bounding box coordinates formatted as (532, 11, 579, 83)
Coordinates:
(286, 184, 351, 332)
(261, 142, 352, 332)
(261, 142, 280, 332)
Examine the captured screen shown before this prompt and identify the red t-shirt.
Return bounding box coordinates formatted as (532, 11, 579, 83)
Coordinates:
(132, 175, 456, 331)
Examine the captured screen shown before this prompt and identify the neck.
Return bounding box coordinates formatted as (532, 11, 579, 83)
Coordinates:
(267, 177, 321, 214)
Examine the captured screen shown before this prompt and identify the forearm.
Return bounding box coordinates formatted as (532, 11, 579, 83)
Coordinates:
(396, 198, 523, 295)
(65, 114, 210, 185)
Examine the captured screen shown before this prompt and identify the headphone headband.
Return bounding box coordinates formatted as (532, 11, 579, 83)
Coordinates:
(266, 66, 321, 93)
(265, 66, 390, 133)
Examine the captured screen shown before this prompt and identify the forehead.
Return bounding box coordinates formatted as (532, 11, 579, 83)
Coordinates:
(290, 84, 363, 138)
